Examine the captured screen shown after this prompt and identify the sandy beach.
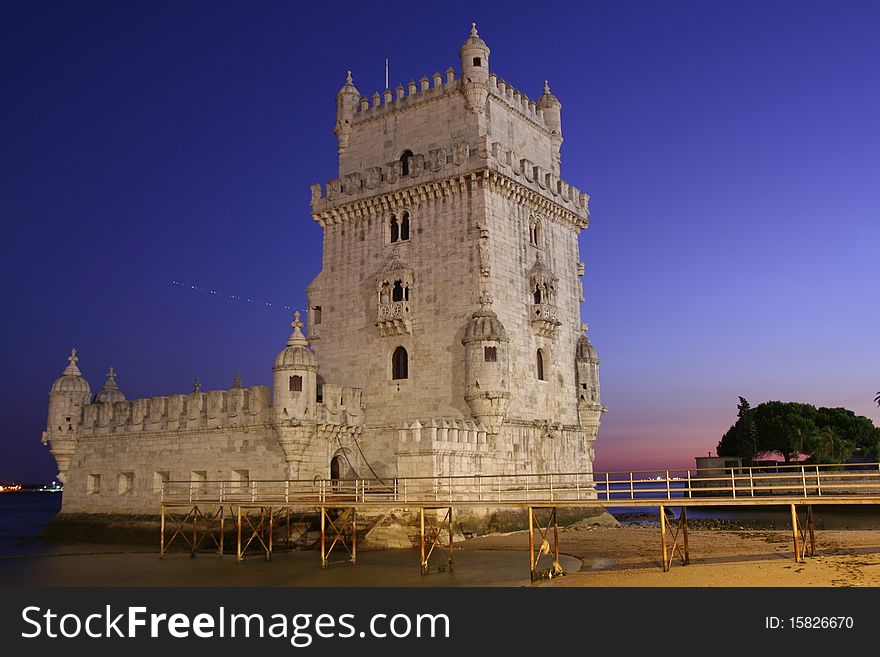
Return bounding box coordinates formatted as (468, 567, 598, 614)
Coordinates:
(3, 521, 880, 587)
(461, 524, 880, 587)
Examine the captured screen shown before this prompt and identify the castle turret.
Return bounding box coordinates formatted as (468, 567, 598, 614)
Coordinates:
(537, 80, 563, 175)
(273, 311, 318, 422)
(43, 348, 91, 483)
(94, 366, 125, 404)
(459, 23, 490, 113)
(334, 71, 360, 157)
(462, 306, 510, 433)
(575, 329, 603, 426)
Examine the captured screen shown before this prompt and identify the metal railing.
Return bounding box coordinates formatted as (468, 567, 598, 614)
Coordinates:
(161, 462, 880, 507)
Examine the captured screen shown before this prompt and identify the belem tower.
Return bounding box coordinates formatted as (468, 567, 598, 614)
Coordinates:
(41, 25, 604, 520)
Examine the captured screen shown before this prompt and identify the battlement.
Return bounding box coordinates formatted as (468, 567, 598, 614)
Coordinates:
(76, 386, 273, 437)
(309, 139, 589, 226)
(349, 68, 551, 130)
(397, 418, 490, 452)
(486, 73, 550, 129)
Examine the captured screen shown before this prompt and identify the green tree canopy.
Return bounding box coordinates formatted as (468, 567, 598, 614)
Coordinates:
(717, 399, 880, 464)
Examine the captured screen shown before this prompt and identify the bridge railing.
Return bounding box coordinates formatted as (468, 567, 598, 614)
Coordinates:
(160, 462, 880, 506)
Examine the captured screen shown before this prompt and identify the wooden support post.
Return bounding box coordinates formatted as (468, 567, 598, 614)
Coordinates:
(191, 506, 198, 557)
(681, 507, 690, 565)
(320, 507, 327, 568)
(267, 507, 273, 561)
(160, 505, 166, 559)
(552, 507, 559, 566)
(528, 506, 536, 581)
(448, 507, 454, 571)
(351, 508, 357, 565)
(660, 504, 668, 572)
(790, 503, 801, 563)
(807, 505, 816, 557)
(419, 506, 426, 575)
(236, 506, 243, 562)
(219, 507, 224, 557)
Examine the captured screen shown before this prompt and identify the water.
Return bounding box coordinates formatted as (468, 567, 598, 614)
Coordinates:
(0, 492, 62, 557)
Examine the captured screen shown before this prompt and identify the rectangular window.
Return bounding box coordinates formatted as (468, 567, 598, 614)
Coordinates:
(191, 470, 207, 495)
(118, 472, 134, 495)
(289, 375, 303, 392)
(153, 471, 169, 494)
(484, 346, 497, 362)
(313, 306, 322, 325)
(87, 474, 101, 495)
(231, 469, 250, 494)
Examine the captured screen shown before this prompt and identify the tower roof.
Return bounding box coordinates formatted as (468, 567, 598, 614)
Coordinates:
(50, 348, 92, 395)
(576, 332, 599, 362)
(529, 253, 558, 281)
(94, 366, 125, 403)
(462, 307, 509, 344)
(274, 311, 318, 370)
(337, 70, 360, 97)
(538, 80, 561, 109)
(459, 22, 489, 54)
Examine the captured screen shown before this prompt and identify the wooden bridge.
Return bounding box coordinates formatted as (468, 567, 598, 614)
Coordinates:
(159, 462, 880, 580)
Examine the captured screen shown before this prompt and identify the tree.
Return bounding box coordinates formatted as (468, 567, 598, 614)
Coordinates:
(717, 397, 759, 464)
(718, 399, 880, 464)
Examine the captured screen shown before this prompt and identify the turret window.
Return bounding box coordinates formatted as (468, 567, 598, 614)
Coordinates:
(536, 349, 546, 381)
(392, 346, 409, 380)
(484, 346, 497, 362)
(388, 211, 411, 244)
(289, 375, 303, 392)
(400, 150, 413, 176)
(473, 57, 481, 67)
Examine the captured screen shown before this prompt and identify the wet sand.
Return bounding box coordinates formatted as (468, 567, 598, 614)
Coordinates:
(3, 525, 880, 587)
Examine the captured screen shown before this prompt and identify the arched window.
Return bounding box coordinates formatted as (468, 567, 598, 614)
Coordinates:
(529, 217, 544, 248)
(392, 346, 409, 380)
(289, 375, 302, 392)
(390, 214, 400, 243)
(533, 286, 542, 304)
(400, 150, 413, 176)
(536, 350, 545, 381)
(330, 455, 342, 481)
(391, 280, 409, 302)
(484, 346, 497, 362)
(400, 211, 410, 241)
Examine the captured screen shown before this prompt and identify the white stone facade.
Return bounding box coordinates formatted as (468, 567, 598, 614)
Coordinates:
(42, 25, 604, 516)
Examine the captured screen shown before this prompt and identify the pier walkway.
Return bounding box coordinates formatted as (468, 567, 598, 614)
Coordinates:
(159, 462, 880, 580)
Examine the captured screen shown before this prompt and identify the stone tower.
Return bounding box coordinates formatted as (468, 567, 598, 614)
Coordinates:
(307, 25, 604, 478)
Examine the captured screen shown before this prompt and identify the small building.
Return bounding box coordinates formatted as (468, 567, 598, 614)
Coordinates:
(692, 456, 743, 496)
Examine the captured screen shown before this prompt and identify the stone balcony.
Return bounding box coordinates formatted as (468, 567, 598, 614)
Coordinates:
(377, 301, 411, 337)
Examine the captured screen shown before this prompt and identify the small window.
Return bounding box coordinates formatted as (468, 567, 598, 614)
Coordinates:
(392, 346, 409, 380)
(536, 349, 546, 381)
(390, 214, 400, 243)
(289, 375, 303, 392)
(484, 346, 497, 362)
(400, 150, 413, 176)
(232, 469, 250, 494)
(473, 57, 481, 67)
(87, 474, 101, 495)
(316, 374, 324, 403)
(191, 470, 207, 494)
(400, 211, 410, 241)
(313, 306, 322, 325)
(392, 280, 409, 302)
(118, 472, 134, 495)
(153, 471, 169, 494)
(533, 286, 542, 304)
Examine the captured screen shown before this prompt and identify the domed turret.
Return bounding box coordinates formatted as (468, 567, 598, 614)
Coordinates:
(462, 305, 510, 433)
(273, 311, 319, 421)
(537, 80, 563, 175)
(575, 329, 603, 426)
(44, 348, 91, 483)
(94, 366, 125, 404)
(334, 70, 360, 155)
(459, 23, 490, 113)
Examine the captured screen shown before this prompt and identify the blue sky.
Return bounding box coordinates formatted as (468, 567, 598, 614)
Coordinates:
(1, 0, 878, 481)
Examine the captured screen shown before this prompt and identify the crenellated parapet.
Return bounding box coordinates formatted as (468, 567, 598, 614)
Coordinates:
(396, 418, 490, 452)
(78, 386, 273, 437)
(310, 140, 588, 229)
